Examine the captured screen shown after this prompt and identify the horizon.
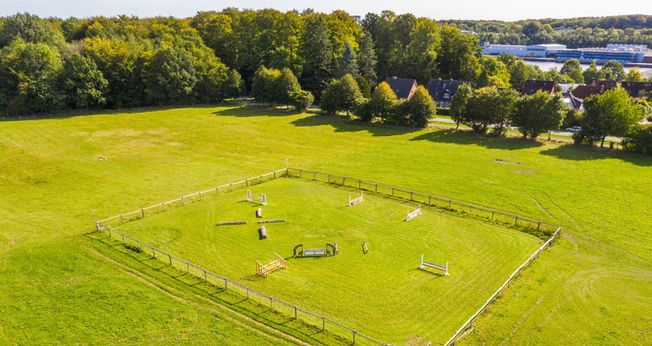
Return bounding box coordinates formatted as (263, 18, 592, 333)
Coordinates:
(2, 0, 651, 21)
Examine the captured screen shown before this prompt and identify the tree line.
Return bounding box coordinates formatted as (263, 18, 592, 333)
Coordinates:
(443, 15, 652, 47)
(0, 13, 244, 114)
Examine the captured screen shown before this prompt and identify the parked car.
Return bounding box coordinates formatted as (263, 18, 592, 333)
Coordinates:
(565, 126, 582, 132)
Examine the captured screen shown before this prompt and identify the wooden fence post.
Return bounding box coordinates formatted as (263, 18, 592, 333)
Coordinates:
(322, 317, 326, 330)
(141, 209, 144, 218)
(168, 254, 172, 265)
(294, 306, 298, 320)
(515, 216, 519, 226)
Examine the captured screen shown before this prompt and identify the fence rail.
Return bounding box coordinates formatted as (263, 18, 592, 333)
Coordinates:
(97, 223, 387, 346)
(443, 226, 562, 345)
(95, 166, 563, 346)
(96, 168, 288, 228)
(286, 168, 559, 236)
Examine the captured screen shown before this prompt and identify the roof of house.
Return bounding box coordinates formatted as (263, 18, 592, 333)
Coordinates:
(384, 77, 418, 99)
(569, 84, 606, 110)
(521, 80, 557, 95)
(590, 79, 618, 90)
(427, 79, 465, 102)
(621, 81, 652, 97)
(570, 85, 605, 99)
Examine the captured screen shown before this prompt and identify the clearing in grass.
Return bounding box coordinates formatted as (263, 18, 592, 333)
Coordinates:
(117, 176, 542, 344)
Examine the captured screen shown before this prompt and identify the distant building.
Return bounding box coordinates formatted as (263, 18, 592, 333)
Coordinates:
(521, 80, 557, 95)
(427, 79, 465, 107)
(621, 81, 652, 98)
(483, 43, 567, 58)
(384, 77, 418, 99)
(555, 47, 646, 63)
(483, 42, 649, 63)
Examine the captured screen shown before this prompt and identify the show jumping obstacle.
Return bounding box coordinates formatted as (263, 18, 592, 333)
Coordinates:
(247, 190, 267, 205)
(256, 253, 287, 277)
(419, 254, 449, 276)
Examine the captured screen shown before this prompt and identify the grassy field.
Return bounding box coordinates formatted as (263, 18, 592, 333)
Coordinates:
(116, 177, 541, 344)
(0, 105, 650, 345)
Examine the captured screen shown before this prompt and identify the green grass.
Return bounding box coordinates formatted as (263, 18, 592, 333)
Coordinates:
(0, 105, 650, 345)
(116, 177, 541, 344)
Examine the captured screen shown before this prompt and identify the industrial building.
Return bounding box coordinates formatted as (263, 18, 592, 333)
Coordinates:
(483, 43, 650, 63)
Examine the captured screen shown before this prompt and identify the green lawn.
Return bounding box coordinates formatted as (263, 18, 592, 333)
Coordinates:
(116, 177, 541, 344)
(0, 105, 650, 345)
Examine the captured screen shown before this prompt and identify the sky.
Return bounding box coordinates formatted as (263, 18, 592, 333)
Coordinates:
(1, 0, 651, 21)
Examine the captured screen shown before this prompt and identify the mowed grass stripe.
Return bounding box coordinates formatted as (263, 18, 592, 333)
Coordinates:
(119, 177, 541, 343)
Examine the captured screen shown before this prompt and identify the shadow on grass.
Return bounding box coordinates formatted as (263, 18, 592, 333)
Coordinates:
(1, 103, 233, 122)
(540, 144, 652, 167)
(212, 105, 309, 117)
(410, 129, 544, 150)
(291, 114, 420, 137)
(87, 232, 351, 345)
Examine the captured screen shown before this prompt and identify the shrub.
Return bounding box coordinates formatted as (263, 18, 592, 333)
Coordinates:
(289, 90, 314, 112)
(622, 125, 652, 155)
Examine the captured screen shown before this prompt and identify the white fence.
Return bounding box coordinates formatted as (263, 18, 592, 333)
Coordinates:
(95, 166, 563, 346)
(443, 226, 562, 345)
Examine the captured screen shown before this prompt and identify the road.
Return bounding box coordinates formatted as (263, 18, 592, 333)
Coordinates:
(430, 117, 622, 143)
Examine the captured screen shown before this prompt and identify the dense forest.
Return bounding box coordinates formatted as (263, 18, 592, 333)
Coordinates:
(0, 11, 650, 117)
(442, 14, 652, 47)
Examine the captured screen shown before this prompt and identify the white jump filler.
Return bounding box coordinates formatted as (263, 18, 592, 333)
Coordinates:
(419, 254, 449, 276)
(348, 191, 364, 207)
(247, 190, 267, 205)
(405, 204, 422, 221)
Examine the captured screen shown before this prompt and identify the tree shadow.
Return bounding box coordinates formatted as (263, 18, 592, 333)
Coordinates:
(212, 105, 310, 117)
(290, 114, 420, 137)
(540, 144, 652, 167)
(410, 129, 544, 150)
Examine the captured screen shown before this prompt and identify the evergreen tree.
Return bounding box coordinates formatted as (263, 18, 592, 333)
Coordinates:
(357, 30, 377, 85)
(335, 42, 359, 78)
(301, 16, 333, 99)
